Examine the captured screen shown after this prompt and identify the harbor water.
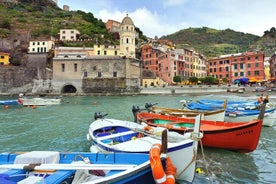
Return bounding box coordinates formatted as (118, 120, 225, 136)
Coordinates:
(0, 93, 276, 184)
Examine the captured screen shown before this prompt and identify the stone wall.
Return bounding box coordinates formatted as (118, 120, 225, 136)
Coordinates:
(0, 66, 37, 94)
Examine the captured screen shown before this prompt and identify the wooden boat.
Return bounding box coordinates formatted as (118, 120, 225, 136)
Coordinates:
(183, 99, 275, 126)
(225, 108, 276, 127)
(0, 151, 158, 184)
(147, 105, 226, 121)
(86, 112, 202, 183)
(136, 105, 265, 153)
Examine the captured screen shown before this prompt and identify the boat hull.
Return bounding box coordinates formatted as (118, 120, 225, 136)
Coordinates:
(0, 152, 155, 184)
(151, 106, 225, 121)
(21, 98, 61, 106)
(87, 118, 199, 183)
(137, 112, 263, 153)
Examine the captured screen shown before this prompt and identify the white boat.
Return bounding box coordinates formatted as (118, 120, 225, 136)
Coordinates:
(225, 108, 276, 127)
(147, 105, 226, 121)
(20, 97, 61, 106)
(18, 93, 61, 106)
(87, 112, 203, 183)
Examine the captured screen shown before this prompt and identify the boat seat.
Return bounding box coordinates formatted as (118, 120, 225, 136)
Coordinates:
(96, 131, 136, 141)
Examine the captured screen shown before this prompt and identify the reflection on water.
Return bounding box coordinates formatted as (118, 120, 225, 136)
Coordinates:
(0, 94, 276, 183)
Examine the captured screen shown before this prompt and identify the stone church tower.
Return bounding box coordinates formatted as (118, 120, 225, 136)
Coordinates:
(119, 14, 136, 58)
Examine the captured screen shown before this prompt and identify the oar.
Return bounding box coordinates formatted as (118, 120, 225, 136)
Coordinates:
(0, 163, 137, 171)
(161, 129, 168, 155)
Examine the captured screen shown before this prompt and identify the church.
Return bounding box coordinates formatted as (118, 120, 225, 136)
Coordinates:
(51, 14, 141, 95)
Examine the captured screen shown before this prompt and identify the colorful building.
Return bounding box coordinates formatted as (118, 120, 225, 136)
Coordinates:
(28, 40, 54, 53)
(0, 52, 10, 65)
(208, 51, 265, 83)
(93, 44, 120, 56)
(59, 29, 80, 41)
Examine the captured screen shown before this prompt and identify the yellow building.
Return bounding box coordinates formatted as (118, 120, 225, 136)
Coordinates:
(0, 52, 10, 65)
(93, 44, 120, 56)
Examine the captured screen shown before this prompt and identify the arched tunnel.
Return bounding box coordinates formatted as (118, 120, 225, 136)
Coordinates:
(61, 84, 77, 93)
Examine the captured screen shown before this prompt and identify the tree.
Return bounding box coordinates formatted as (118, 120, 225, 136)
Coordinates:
(188, 77, 198, 84)
(173, 76, 181, 83)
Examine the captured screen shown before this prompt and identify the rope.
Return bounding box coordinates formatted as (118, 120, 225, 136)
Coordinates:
(199, 140, 213, 184)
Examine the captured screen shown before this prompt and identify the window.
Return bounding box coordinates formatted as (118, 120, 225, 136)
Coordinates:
(97, 51, 100, 55)
(74, 63, 77, 72)
(113, 71, 117, 77)
(226, 66, 229, 71)
(248, 64, 251, 68)
(32, 42, 35, 45)
(234, 72, 238, 77)
(61, 64, 65, 72)
(234, 64, 238, 69)
(115, 51, 117, 55)
(255, 63, 259, 67)
(83, 71, 87, 77)
(248, 71, 251, 76)
(104, 51, 107, 55)
(98, 71, 102, 77)
(240, 64, 244, 69)
(240, 72, 244, 76)
(126, 38, 129, 44)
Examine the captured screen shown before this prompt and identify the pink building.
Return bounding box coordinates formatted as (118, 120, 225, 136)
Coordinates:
(208, 51, 265, 83)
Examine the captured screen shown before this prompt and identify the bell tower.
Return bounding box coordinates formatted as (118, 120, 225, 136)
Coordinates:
(119, 14, 136, 58)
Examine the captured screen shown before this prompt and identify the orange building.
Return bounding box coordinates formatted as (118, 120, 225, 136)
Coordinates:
(208, 51, 265, 83)
(105, 19, 121, 33)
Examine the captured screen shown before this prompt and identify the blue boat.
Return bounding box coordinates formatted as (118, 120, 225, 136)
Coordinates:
(0, 99, 19, 105)
(0, 151, 156, 184)
(184, 100, 276, 126)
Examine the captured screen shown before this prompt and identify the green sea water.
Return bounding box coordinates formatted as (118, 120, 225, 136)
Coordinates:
(0, 93, 275, 183)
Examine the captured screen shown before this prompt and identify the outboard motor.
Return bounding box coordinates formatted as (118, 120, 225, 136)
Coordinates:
(145, 102, 154, 109)
(94, 112, 107, 120)
(145, 102, 158, 111)
(132, 105, 141, 123)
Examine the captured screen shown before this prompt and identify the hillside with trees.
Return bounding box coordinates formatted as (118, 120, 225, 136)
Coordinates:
(161, 27, 276, 58)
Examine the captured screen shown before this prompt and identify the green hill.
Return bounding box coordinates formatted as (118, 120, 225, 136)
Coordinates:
(0, 0, 117, 47)
(161, 27, 276, 58)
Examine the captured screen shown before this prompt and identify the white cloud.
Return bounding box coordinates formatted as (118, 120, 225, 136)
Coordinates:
(96, 8, 180, 38)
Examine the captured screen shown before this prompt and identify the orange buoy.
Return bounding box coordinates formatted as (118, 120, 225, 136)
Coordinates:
(33, 105, 37, 109)
(150, 143, 176, 184)
(4, 105, 9, 109)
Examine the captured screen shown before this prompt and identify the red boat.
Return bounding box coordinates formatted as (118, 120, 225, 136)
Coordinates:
(136, 112, 263, 153)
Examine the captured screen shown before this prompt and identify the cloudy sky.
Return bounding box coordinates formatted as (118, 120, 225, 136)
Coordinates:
(57, 0, 275, 38)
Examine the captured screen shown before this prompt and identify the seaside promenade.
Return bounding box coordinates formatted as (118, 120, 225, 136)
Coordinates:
(140, 85, 259, 95)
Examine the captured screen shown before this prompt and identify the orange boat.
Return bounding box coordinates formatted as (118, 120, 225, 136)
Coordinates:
(136, 111, 263, 153)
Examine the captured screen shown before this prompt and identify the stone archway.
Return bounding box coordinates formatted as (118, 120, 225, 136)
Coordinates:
(61, 84, 77, 93)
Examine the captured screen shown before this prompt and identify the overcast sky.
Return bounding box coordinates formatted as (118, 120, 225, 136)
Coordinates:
(57, 0, 275, 38)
